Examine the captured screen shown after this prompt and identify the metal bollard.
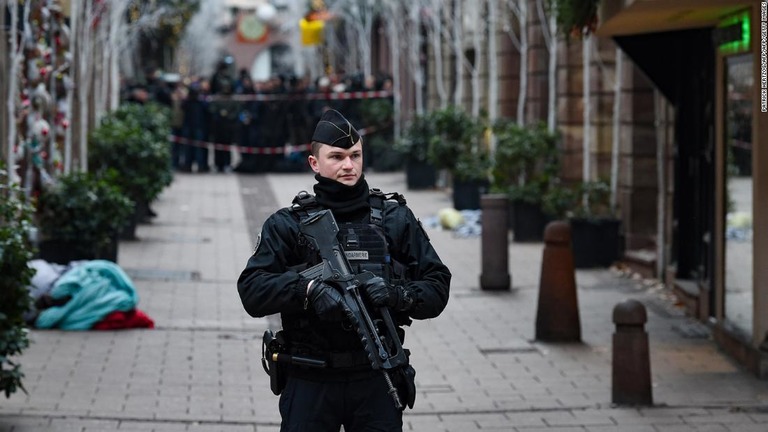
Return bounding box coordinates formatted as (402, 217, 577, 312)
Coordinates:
(480, 194, 511, 291)
(535, 221, 581, 342)
(612, 299, 653, 406)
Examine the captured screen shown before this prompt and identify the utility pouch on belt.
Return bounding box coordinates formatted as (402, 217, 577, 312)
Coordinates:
(261, 329, 327, 396)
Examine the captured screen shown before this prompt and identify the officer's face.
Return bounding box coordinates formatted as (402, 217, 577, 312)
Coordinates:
(309, 141, 363, 186)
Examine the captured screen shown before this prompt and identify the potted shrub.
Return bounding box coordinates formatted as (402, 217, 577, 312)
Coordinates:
(0, 165, 35, 397)
(549, 0, 600, 39)
(89, 102, 173, 239)
(543, 179, 622, 268)
(492, 120, 560, 241)
(395, 114, 438, 189)
(427, 106, 491, 210)
(36, 171, 133, 264)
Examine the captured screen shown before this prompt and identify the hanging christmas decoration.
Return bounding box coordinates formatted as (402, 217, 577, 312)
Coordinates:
(300, 17, 324, 46)
(6, 0, 72, 194)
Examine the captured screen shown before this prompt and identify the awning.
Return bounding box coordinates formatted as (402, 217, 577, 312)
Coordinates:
(596, 0, 750, 37)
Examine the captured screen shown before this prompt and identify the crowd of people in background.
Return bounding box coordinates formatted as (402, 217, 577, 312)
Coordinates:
(120, 61, 394, 174)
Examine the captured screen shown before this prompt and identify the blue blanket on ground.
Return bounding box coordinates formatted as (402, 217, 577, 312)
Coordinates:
(35, 260, 138, 330)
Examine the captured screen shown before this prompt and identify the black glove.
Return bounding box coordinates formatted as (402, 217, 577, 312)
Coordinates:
(361, 277, 414, 312)
(307, 279, 351, 321)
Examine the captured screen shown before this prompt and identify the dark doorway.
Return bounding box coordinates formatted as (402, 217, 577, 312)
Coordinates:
(615, 28, 716, 314)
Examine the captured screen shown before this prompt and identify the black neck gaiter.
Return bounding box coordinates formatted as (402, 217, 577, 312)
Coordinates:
(313, 174, 370, 218)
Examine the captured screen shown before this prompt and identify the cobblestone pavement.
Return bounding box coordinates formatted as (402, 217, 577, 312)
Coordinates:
(2, 170, 768, 432)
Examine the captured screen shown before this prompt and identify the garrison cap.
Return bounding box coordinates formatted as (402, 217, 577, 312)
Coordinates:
(311, 109, 361, 148)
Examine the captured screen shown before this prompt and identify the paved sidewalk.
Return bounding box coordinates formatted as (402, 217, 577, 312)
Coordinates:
(2, 170, 768, 432)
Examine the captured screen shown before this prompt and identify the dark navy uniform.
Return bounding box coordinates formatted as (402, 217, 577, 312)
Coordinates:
(238, 109, 450, 432)
(238, 185, 450, 431)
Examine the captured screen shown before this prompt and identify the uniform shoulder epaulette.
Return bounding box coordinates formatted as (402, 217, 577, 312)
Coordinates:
(368, 188, 406, 225)
(369, 188, 406, 205)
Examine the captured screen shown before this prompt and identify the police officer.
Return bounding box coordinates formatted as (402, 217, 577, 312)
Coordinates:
(237, 109, 451, 432)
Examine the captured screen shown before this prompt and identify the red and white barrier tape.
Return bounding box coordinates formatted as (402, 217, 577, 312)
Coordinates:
(205, 90, 393, 102)
(169, 126, 379, 154)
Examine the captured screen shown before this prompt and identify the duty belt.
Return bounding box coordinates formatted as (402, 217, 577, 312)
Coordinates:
(289, 348, 371, 369)
(326, 350, 371, 368)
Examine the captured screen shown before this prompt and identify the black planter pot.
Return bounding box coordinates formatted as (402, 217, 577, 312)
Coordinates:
(119, 200, 144, 240)
(120, 214, 139, 240)
(509, 200, 550, 242)
(37, 235, 119, 265)
(136, 199, 153, 224)
(405, 160, 437, 190)
(452, 178, 489, 210)
(569, 217, 622, 268)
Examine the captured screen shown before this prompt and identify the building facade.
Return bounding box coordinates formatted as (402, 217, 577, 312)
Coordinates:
(408, 0, 766, 376)
(599, 0, 767, 376)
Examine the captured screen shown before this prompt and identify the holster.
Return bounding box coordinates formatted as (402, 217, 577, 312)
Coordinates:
(261, 330, 287, 395)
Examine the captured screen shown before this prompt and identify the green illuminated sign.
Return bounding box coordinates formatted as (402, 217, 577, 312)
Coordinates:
(717, 10, 751, 54)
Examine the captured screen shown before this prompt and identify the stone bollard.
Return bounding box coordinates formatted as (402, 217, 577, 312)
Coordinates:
(480, 194, 511, 291)
(612, 299, 653, 406)
(535, 221, 581, 341)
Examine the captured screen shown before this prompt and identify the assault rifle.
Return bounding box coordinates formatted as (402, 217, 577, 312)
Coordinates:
(299, 209, 409, 409)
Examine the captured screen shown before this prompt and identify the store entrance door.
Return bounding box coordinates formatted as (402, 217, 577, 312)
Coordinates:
(721, 53, 754, 337)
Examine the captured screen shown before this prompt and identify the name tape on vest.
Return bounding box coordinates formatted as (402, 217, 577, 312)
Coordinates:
(345, 250, 369, 260)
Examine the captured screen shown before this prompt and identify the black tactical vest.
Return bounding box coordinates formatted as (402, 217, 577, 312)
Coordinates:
(290, 188, 407, 285)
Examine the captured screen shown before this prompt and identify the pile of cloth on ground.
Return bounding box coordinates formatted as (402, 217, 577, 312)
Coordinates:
(423, 208, 482, 238)
(25, 259, 154, 330)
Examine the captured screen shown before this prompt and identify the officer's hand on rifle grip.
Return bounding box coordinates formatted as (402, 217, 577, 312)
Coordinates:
(306, 278, 351, 321)
(361, 277, 414, 312)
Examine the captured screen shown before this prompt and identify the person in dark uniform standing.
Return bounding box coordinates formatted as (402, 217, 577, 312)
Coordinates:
(237, 109, 451, 432)
(208, 77, 240, 172)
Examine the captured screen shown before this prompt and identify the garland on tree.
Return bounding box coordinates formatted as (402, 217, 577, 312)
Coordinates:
(10, 0, 71, 195)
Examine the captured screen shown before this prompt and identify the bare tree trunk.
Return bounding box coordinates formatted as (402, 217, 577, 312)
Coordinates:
(93, 21, 107, 125)
(487, 0, 499, 152)
(335, 0, 374, 78)
(385, 2, 403, 139)
(100, 0, 129, 116)
(64, 0, 79, 174)
(390, 28, 402, 139)
(430, 0, 448, 108)
(582, 35, 591, 183)
(535, 0, 557, 131)
(408, 4, 425, 114)
(109, 3, 124, 112)
(344, 24, 357, 75)
(516, 0, 527, 125)
(610, 47, 623, 211)
(361, 0, 374, 79)
(75, 0, 95, 172)
(470, 0, 484, 117)
(452, 0, 463, 106)
(6, 3, 30, 187)
(179, 0, 226, 79)
(0, 0, 7, 173)
(44, 6, 58, 178)
(547, 12, 557, 131)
